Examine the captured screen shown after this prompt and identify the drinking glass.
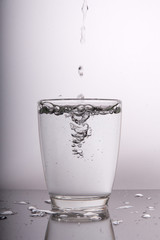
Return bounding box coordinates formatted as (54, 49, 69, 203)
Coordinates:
(38, 98, 121, 219)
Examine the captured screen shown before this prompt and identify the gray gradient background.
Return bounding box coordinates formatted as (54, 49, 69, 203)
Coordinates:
(1, 0, 160, 190)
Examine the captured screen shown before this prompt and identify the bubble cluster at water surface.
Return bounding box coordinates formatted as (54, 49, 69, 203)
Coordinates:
(39, 101, 121, 158)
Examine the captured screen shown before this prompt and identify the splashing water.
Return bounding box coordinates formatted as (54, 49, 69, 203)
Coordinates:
(39, 101, 121, 158)
(78, 0, 89, 76)
(80, 0, 89, 44)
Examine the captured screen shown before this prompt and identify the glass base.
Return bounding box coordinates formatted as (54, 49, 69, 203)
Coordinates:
(49, 194, 110, 222)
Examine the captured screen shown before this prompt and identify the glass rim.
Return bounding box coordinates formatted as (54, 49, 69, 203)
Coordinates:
(38, 98, 122, 105)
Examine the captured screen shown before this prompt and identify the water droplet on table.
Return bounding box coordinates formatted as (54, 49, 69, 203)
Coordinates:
(30, 212, 46, 217)
(44, 199, 51, 204)
(90, 215, 101, 221)
(0, 210, 16, 215)
(14, 201, 29, 205)
(0, 216, 7, 220)
(59, 214, 68, 218)
(28, 206, 37, 211)
(135, 193, 143, 197)
(84, 212, 96, 216)
(116, 205, 133, 209)
(112, 220, 123, 225)
(146, 197, 152, 200)
(147, 206, 155, 211)
(141, 213, 151, 219)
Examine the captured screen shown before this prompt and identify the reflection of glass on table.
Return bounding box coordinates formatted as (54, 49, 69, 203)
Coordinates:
(45, 210, 115, 240)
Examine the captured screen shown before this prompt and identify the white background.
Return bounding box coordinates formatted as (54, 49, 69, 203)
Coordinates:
(1, 0, 160, 190)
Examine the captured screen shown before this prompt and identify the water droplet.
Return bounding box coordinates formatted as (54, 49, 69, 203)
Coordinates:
(147, 197, 152, 200)
(59, 214, 68, 218)
(124, 201, 130, 205)
(84, 212, 96, 216)
(14, 201, 29, 205)
(141, 213, 151, 219)
(30, 212, 46, 217)
(81, 0, 89, 15)
(28, 206, 56, 215)
(0, 210, 16, 215)
(78, 66, 84, 76)
(147, 206, 155, 211)
(31, 209, 38, 214)
(90, 215, 101, 221)
(28, 206, 37, 211)
(130, 211, 139, 214)
(44, 199, 51, 204)
(135, 193, 143, 197)
(0, 216, 7, 220)
(80, 0, 89, 43)
(116, 205, 133, 209)
(43, 210, 56, 214)
(112, 220, 123, 225)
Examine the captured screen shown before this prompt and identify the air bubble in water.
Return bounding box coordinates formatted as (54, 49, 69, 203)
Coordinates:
(39, 101, 121, 159)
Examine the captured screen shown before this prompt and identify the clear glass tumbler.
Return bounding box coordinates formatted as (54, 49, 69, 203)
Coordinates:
(38, 98, 121, 219)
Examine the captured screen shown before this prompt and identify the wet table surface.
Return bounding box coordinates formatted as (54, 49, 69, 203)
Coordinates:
(0, 190, 160, 240)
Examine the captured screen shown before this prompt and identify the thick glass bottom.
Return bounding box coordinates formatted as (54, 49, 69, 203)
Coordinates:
(49, 194, 110, 222)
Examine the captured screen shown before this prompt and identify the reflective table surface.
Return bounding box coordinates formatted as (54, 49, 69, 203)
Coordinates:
(0, 190, 160, 240)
